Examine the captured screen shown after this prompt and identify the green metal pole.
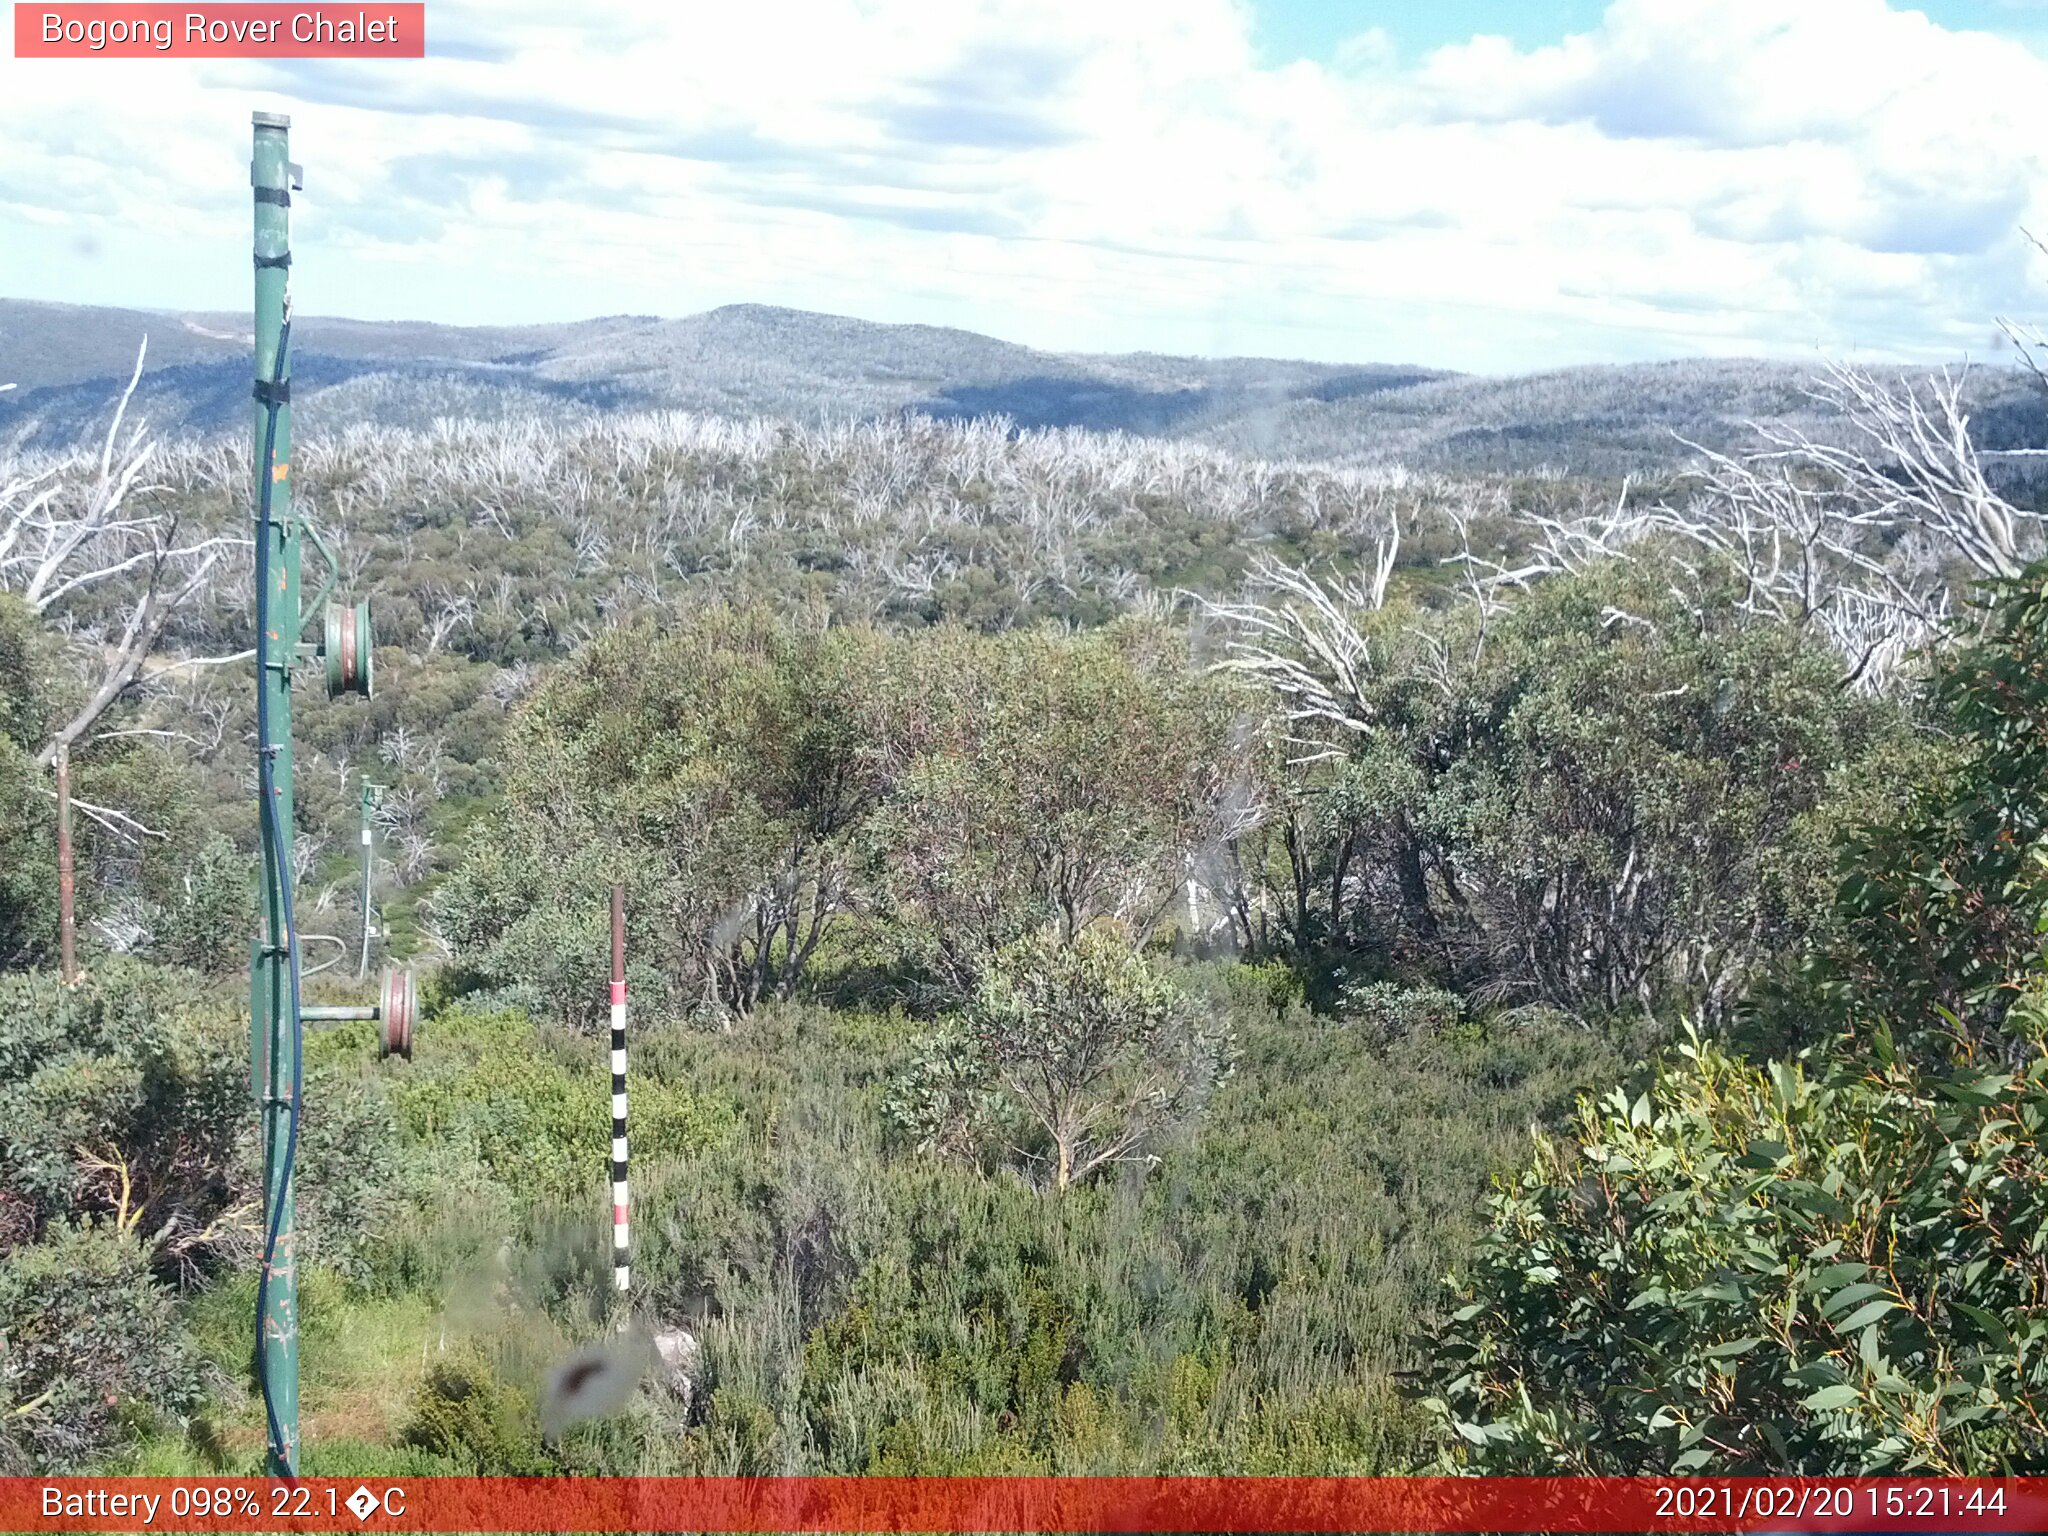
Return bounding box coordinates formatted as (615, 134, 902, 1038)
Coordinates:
(251, 109, 300, 1478)
(357, 782, 379, 980)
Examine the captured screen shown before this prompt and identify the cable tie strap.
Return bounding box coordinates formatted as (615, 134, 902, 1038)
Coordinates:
(252, 379, 291, 405)
(254, 252, 292, 270)
(254, 186, 291, 207)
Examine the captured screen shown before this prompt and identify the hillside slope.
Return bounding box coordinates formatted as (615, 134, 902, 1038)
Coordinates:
(0, 298, 1417, 449)
(4, 297, 2040, 476)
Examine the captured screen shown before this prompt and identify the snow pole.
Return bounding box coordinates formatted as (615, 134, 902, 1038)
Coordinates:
(610, 884, 630, 1293)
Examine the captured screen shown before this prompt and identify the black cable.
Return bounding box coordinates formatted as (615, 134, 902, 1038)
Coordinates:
(251, 312, 302, 1473)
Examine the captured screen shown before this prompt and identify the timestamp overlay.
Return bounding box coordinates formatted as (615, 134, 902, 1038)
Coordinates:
(2, 1477, 2046, 1533)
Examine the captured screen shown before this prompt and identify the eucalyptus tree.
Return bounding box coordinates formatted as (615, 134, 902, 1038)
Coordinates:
(861, 618, 1257, 989)
(437, 607, 884, 1021)
(1207, 536, 1908, 1018)
(890, 927, 1230, 1192)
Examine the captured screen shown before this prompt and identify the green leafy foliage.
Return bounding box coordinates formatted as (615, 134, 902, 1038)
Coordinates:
(605, 987, 1616, 1475)
(150, 834, 255, 976)
(441, 611, 1246, 1022)
(400, 1346, 555, 1475)
(1417, 568, 2048, 1476)
(861, 622, 1247, 987)
(0, 960, 244, 1260)
(6, 370, 2040, 1483)
(386, 1009, 739, 1206)
(0, 596, 58, 969)
(289, 1053, 424, 1287)
(897, 929, 1230, 1190)
(0, 590, 224, 975)
(1228, 556, 1919, 1022)
(0, 1223, 205, 1472)
(1337, 980, 1463, 1038)
(1422, 1029, 2048, 1473)
(435, 608, 895, 1022)
(1803, 563, 2048, 1058)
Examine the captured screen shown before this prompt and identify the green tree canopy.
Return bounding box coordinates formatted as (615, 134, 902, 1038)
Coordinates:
(1420, 565, 2048, 1477)
(1799, 563, 2048, 1060)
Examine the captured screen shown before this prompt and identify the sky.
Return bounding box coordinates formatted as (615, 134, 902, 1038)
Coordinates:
(3, 0, 2048, 373)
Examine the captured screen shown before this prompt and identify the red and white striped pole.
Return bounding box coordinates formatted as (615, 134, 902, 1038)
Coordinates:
(609, 884, 629, 1294)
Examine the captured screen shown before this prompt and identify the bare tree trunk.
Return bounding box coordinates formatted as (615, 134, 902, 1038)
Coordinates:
(1283, 814, 1312, 946)
(1393, 824, 1438, 944)
(55, 742, 77, 984)
(1330, 831, 1356, 942)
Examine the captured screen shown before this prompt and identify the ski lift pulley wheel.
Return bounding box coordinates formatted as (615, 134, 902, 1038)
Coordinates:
(379, 967, 416, 1060)
(323, 599, 373, 699)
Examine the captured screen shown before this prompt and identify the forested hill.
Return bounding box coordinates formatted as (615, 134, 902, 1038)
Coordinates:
(9, 295, 2041, 475)
(0, 297, 1417, 451)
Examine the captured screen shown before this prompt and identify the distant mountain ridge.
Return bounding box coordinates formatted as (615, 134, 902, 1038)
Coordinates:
(2, 296, 2040, 477)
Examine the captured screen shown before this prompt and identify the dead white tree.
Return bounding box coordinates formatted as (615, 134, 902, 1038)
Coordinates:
(1626, 360, 2043, 688)
(0, 340, 244, 979)
(1197, 516, 1400, 763)
(1641, 435, 1950, 689)
(420, 585, 477, 654)
(1997, 231, 2048, 396)
(1435, 481, 1644, 657)
(1385, 355, 2040, 696)
(1192, 518, 1410, 956)
(1797, 362, 2041, 580)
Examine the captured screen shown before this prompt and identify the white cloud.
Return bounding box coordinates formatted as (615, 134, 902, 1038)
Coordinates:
(0, 0, 2044, 372)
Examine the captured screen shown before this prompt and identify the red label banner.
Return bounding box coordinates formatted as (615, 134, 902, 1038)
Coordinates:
(12, 4, 425, 57)
(3, 1476, 2047, 1533)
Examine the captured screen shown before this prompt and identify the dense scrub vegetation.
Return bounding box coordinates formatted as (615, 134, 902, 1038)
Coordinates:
(4, 334, 2048, 1477)
(1422, 565, 2048, 1474)
(4, 979, 1616, 1475)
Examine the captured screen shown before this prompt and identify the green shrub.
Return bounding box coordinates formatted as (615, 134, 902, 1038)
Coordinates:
(1216, 958, 1306, 1017)
(1223, 555, 1916, 1021)
(0, 738, 56, 972)
(608, 997, 1613, 1476)
(388, 1008, 738, 1206)
(1421, 1028, 2048, 1474)
(291, 1059, 423, 1286)
(399, 1346, 555, 1474)
(890, 930, 1230, 1191)
(1795, 562, 2048, 1059)
(298, 1440, 470, 1478)
(0, 959, 245, 1264)
(1338, 981, 1462, 1037)
(441, 612, 1249, 1019)
(150, 834, 255, 976)
(435, 608, 896, 1022)
(0, 595, 59, 970)
(0, 1222, 205, 1472)
(862, 622, 1248, 988)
